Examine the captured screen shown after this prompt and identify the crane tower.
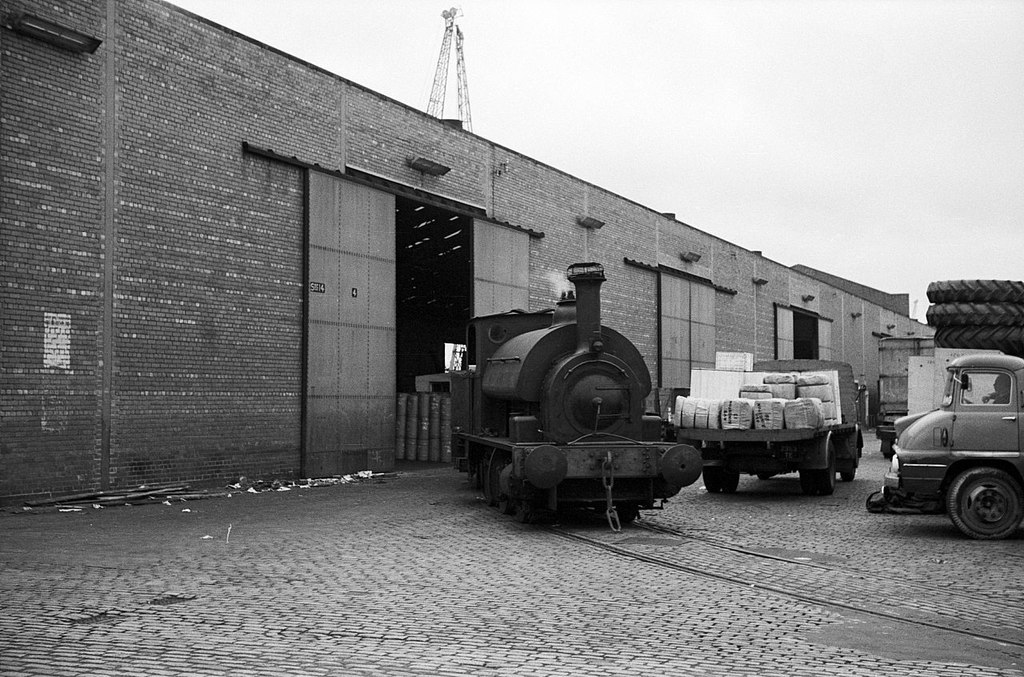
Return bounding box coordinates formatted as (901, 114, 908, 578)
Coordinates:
(427, 7, 472, 132)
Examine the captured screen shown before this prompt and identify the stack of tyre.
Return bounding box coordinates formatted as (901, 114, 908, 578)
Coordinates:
(926, 280, 1024, 357)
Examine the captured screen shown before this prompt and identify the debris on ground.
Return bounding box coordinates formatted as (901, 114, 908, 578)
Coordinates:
(227, 470, 397, 492)
(19, 482, 225, 512)
(14, 471, 400, 514)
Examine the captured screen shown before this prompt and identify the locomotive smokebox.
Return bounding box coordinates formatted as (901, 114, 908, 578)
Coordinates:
(567, 262, 605, 353)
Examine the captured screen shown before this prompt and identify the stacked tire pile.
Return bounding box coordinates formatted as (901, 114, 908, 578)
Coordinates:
(926, 280, 1024, 357)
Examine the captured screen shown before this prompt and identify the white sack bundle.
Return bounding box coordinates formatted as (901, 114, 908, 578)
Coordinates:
(796, 373, 830, 386)
(698, 398, 722, 429)
(763, 373, 797, 385)
(752, 398, 787, 430)
(797, 383, 834, 402)
(675, 397, 722, 429)
(739, 384, 773, 400)
(721, 398, 754, 430)
(783, 397, 825, 429)
(768, 383, 797, 399)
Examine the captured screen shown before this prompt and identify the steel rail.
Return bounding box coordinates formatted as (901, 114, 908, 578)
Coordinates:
(547, 525, 1024, 651)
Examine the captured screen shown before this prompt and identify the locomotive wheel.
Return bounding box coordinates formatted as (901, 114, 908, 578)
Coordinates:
(616, 503, 640, 524)
(945, 467, 1024, 540)
(514, 502, 534, 523)
(926, 279, 1024, 304)
(483, 450, 504, 507)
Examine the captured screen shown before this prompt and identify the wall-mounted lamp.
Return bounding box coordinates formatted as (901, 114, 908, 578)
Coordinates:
(406, 156, 450, 176)
(680, 251, 701, 263)
(887, 324, 896, 330)
(850, 312, 862, 319)
(752, 277, 768, 286)
(576, 216, 604, 230)
(802, 294, 816, 303)
(7, 13, 102, 53)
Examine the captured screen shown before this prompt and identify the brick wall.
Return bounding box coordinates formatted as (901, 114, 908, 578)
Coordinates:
(0, 0, 106, 498)
(0, 0, 927, 500)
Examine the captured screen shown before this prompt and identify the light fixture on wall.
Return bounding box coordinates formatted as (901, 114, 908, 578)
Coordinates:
(887, 323, 896, 330)
(752, 277, 768, 286)
(802, 294, 816, 303)
(7, 13, 101, 53)
(680, 251, 701, 263)
(576, 216, 604, 230)
(850, 312, 862, 319)
(406, 156, 450, 176)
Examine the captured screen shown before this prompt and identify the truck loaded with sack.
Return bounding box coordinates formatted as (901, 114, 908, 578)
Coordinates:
(669, 359, 863, 496)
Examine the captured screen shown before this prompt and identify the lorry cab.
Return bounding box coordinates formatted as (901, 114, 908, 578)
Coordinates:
(886, 353, 1024, 539)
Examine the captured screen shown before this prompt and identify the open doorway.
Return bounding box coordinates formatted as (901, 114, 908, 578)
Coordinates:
(395, 196, 472, 392)
(792, 308, 820, 359)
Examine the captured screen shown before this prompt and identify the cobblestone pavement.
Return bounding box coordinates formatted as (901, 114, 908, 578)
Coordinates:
(1, 431, 1022, 676)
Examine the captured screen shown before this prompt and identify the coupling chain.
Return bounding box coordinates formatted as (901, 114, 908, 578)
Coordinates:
(601, 450, 621, 532)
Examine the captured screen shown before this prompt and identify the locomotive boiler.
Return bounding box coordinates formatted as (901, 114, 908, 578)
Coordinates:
(450, 262, 702, 528)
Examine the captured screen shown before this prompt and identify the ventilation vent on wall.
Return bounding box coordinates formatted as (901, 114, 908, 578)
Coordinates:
(406, 157, 450, 176)
(8, 13, 101, 53)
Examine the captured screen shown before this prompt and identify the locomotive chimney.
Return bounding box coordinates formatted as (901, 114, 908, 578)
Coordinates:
(566, 262, 605, 353)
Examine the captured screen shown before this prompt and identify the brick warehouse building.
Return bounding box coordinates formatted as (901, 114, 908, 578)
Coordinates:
(0, 0, 930, 501)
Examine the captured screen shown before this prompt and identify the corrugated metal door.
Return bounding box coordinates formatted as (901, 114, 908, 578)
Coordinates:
(818, 318, 833, 359)
(306, 171, 396, 476)
(661, 276, 691, 387)
(473, 220, 529, 315)
(660, 275, 716, 389)
(776, 305, 794, 359)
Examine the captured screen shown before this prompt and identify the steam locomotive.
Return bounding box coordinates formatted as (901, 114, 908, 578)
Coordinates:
(450, 262, 702, 527)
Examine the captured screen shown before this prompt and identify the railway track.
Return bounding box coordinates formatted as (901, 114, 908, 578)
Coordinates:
(547, 520, 1024, 651)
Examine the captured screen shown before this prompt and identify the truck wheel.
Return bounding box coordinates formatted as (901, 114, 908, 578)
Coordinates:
(945, 467, 1024, 540)
(840, 468, 856, 482)
(799, 441, 836, 496)
(703, 467, 740, 494)
(926, 279, 1024, 304)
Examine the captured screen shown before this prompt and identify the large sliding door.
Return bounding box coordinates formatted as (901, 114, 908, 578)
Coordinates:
(661, 274, 716, 389)
(472, 220, 529, 316)
(305, 171, 396, 475)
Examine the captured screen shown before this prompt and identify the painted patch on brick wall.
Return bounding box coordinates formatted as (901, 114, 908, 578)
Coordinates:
(43, 312, 71, 370)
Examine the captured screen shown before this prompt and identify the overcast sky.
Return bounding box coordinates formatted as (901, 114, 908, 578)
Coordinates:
(169, 0, 1024, 322)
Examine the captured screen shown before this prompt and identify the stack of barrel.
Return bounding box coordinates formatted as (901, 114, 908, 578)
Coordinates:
(394, 392, 452, 462)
